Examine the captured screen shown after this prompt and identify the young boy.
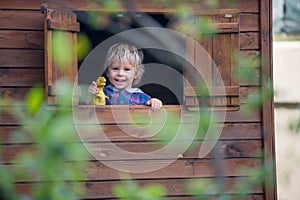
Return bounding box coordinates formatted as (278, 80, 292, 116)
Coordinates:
(88, 43, 162, 111)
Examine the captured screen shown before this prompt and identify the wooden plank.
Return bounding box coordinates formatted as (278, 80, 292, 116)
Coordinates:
(239, 67, 260, 86)
(0, 68, 44, 86)
(14, 177, 263, 199)
(0, 10, 43, 30)
(0, 10, 258, 33)
(1, 140, 262, 163)
(240, 50, 260, 68)
(78, 122, 262, 142)
(184, 35, 196, 107)
(165, 196, 265, 200)
(260, 0, 277, 199)
(0, 122, 262, 144)
(7, 158, 261, 182)
(215, 22, 239, 33)
(0, 0, 259, 13)
(0, 86, 258, 106)
(0, 30, 43, 49)
(0, 49, 44, 68)
(240, 14, 259, 32)
(47, 19, 80, 32)
(211, 13, 232, 107)
(0, 87, 31, 102)
(240, 33, 260, 50)
(0, 103, 261, 126)
(240, 86, 260, 103)
(184, 86, 239, 97)
(73, 104, 261, 124)
(42, 4, 79, 105)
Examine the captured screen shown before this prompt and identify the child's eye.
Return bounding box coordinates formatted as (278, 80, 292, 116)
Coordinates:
(112, 67, 119, 70)
(124, 68, 131, 71)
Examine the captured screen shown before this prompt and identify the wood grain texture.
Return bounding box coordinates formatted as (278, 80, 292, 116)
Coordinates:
(1, 140, 262, 163)
(15, 177, 263, 199)
(0, 68, 44, 86)
(0, 10, 43, 30)
(0, 49, 44, 68)
(0, 10, 259, 33)
(0, 104, 261, 126)
(260, 0, 277, 199)
(0, 87, 31, 101)
(6, 158, 261, 182)
(0, 0, 259, 13)
(0, 122, 262, 144)
(0, 30, 43, 49)
(0, 0, 275, 198)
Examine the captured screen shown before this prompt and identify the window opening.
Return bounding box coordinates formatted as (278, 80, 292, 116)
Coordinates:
(77, 12, 183, 104)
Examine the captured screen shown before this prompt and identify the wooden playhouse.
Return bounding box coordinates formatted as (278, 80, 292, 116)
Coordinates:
(0, 0, 276, 199)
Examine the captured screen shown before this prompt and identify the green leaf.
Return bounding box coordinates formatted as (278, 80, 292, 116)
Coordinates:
(25, 86, 44, 116)
(77, 33, 92, 61)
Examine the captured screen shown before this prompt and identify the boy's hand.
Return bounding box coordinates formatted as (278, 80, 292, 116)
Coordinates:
(146, 98, 162, 111)
(88, 81, 99, 94)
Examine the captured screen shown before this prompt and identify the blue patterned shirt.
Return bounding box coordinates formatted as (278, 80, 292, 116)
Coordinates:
(104, 85, 151, 105)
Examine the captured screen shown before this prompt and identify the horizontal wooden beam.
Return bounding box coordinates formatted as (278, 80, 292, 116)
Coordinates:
(47, 19, 80, 32)
(184, 86, 240, 97)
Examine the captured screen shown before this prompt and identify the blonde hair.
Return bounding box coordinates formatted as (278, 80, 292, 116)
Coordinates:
(104, 43, 144, 86)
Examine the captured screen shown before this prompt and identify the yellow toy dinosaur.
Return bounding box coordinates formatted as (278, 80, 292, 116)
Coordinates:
(93, 76, 108, 105)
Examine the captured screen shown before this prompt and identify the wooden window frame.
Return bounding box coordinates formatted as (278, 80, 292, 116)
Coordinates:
(41, 3, 80, 105)
(183, 9, 240, 111)
(42, 4, 240, 111)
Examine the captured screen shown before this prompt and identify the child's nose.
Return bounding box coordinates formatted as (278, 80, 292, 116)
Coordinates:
(117, 69, 125, 76)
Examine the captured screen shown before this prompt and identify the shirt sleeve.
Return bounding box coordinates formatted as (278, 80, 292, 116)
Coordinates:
(136, 93, 151, 105)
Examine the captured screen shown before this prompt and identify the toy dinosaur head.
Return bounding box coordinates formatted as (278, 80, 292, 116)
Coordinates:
(96, 76, 106, 87)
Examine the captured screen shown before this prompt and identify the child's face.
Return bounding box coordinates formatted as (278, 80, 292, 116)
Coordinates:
(107, 60, 137, 90)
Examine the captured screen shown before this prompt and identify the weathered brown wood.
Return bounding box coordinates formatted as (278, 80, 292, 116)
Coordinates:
(0, 30, 43, 49)
(77, 122, 262, 142)
(0, 68, 44, 86)
(0, 87, 31, 101)
(1, 140, 262, 163)
(184, 86, 239, 97)
(7, 158, 261, 182)
(165, 196, 265, 200)
(240, 51, 260, 67)
(240, 33, 260, 50)
(15, 177, 263, 199)
(240, 14, 259, 32)
(47, 19, 80, 32)
(0, 0, 276, 199)
(0, 49, 44, 68)
(260, 0, 277, 199)
(73, 105, 261, 125)
(42, 4, 79, 105)
(0, 10, 43, 30)
(0, 122, 262, 144)
(239, 67, 260, 86)
(0, 0, 259, 13)
(0, 31, 258, 51)
(0, 10, 258, 33)
(184, 33, 196, 107)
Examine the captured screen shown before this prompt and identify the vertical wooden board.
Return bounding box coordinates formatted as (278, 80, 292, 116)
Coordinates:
(260, 0, 277, 199)
(43, 5, 79, 104)
(230, 14, 240, 106)
(184, 33, 196, 107)
(212, 35, 230, 105)
(212, 14, 232, 85)
(195, 15, 213, 106)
